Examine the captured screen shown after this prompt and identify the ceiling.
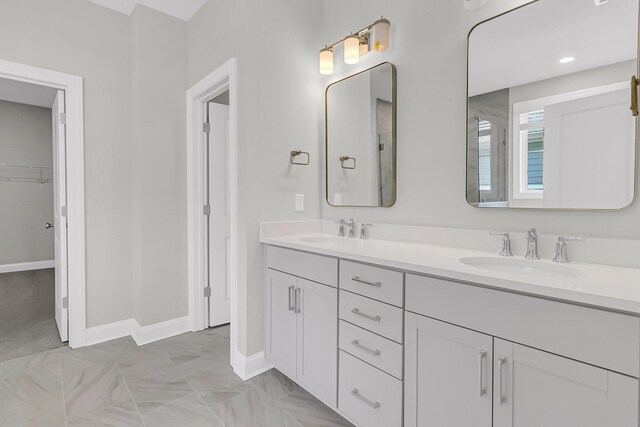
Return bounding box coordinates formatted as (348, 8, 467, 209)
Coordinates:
(469, 0, 638, 95)
(0, 78, 58, 108)
(86, 0, 207, 21)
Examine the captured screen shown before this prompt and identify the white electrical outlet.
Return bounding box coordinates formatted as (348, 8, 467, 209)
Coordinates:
(295, 194, 304, 212)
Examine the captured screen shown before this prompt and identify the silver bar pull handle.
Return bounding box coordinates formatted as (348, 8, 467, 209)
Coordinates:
(295, 287, 301, 314)
(351, 339, 381, 356)
(351, 307, 381, 322)
(478, 351, 487, 396)
(351, 388, 380, 409)
(288, 286, 295, 311)
(352, 276, 382, 287)
(498, 356, 507, 404)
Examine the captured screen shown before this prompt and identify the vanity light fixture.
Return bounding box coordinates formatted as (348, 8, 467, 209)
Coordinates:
(559, 56, 576, 64)
(318, 16, 391, 75)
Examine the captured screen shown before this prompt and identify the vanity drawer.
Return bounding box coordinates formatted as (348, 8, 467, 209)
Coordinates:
(339, 320, 403, 379)
(339, 351, 403, 427)
(340, 290, 403, 343)
(406, 273, 640, 378)
(266, 245, 337, 287)
(340, 260, 404, 307)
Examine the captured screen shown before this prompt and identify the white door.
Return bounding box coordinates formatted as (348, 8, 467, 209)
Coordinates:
(493, 338, 639, 427)
(264, 269, 298, 380)
(207, 102, 230, 326)
(296, 278, 337, 406)
(404, 313, 493, 427)
(52, 90, 68, 342)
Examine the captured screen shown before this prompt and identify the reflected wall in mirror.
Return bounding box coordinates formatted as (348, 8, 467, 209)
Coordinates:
(467, 0, 638, 209)
(326, 62, 396, 207)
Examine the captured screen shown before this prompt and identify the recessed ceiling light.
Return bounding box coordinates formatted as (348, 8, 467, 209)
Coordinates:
(559, 56, 576, 64)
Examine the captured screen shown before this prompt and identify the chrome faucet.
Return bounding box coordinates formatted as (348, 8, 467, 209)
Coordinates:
(360, 223, 373, 240)
(336, 219, 356, 238)
(522, 228, 540, 260)
(553, 236, 585, 263)
(489, 232, 513, 257)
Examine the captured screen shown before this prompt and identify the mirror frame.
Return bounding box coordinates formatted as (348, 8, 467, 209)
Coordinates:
(465, 0, 640, 211)
(325, 62, 398, 208)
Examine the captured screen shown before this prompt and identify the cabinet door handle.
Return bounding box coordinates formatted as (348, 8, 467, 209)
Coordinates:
(351, 339, 381, 356)
(352, 276, 382, 287)
(351, 307, 381, 322)
(478, 351, 487, 397)
(288, 286, 295, 311)
(351, 388, 380, 409)
(498, 356, 507, 404)
(295, 287, 301, 314)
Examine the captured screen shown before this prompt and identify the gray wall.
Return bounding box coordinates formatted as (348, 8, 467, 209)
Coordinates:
(0, 100, 54, 265)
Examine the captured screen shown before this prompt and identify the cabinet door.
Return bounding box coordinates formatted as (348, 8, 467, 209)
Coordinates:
(265, 269, 298, 380)
(494, 338, 639, 427)
(297, 278, 338, 407)
(405, 313, 493, 427)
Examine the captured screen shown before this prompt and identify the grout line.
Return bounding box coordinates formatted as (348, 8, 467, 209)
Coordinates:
(114, 359, 147, 427)
(57, 353, 69, 427)
(251, 385, 304, 427)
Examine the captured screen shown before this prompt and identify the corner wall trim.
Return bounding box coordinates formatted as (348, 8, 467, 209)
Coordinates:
(232, 350, 273, 381)
(84, 316, 190, 347)
(0, 260, 55, 274)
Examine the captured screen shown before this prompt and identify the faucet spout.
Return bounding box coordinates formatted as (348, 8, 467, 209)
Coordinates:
(522, 228, 540, 260)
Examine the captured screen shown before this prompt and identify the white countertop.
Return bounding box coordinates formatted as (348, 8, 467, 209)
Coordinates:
(261, 232, 640, 315)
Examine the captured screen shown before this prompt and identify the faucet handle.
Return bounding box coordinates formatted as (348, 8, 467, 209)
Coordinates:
(554, 236, 585, 263)
(490, 231, 512, 257)
(360, 223, 373, 240)
(558, 236, 585, 243)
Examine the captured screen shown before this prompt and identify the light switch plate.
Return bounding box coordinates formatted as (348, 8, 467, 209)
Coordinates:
(295, 194, 304, 212)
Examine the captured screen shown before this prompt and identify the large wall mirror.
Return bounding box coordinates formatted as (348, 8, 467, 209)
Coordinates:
(326, 62, 397, 207)
(467, 0, 638, 209)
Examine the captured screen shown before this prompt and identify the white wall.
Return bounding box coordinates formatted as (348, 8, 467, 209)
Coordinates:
(0, 100, 54, 265)
(188, 0, 324, 355)
(320, 0, 640, 241)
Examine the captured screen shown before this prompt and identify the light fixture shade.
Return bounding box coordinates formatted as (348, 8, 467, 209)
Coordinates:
(372, 18, 390, 52)
(344, 35, 360, 64)
(319, 47, 334, 75)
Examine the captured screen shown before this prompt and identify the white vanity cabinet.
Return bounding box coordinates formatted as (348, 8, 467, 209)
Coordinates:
(264, 247, 338, 406)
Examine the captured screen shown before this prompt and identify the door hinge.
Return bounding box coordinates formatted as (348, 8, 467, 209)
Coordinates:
(62, 296, 68, 309)
(203, 122, 210, 133)
(203, 205, 211, 216)
(61, 205, 68, 218)
(59, 113, 67, 125)
(204, 287, 211, 298)
(379, 143, 385, 151)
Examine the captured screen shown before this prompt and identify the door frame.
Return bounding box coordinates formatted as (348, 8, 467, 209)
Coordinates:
(186, 58, 238, 364)
(0, 59, 86, 348)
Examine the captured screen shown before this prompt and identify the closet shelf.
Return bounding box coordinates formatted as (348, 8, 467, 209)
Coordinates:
(0, 163, 54, 184)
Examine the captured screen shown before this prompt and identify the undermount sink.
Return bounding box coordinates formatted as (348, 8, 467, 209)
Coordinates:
(300, 236, 345, 244)
(460, 257, 582, 279)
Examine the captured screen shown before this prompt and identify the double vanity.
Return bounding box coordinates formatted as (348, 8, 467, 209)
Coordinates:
(261, 221, 640, 427)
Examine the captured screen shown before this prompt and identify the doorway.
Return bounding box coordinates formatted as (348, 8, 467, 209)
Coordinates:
(0, 80, 68, 360)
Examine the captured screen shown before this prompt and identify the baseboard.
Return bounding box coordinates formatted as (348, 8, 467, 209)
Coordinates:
(85, 319, 135, 346)
(131, 316, 190, 346)
(0, 260, 55, 274)
(84, 315, 190, 347)
(232, 350, 273, 381)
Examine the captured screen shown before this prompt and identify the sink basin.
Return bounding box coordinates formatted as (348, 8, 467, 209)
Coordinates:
(460, 257, 582, 279)
(299, 236, 345, 244)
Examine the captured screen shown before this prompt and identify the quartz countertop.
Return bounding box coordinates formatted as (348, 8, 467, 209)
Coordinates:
(261, 232, 640, 315)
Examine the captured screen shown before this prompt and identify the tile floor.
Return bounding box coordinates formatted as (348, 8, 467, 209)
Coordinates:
(0, 324, 354, 427)
(0, 269, 63, 362)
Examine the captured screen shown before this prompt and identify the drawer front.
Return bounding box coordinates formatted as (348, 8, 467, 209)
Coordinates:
(339, 320, 403, 379)
(340, 290, 403, 343)
(266, 245, 338, 287)
(339, 351, 403, 427)
(340, 260, 404, 307)
(406, 273, 640, 378)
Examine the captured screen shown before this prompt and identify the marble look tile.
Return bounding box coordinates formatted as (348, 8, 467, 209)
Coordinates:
(251, 368, 299, 400)
(213, 387, 301, 427)
(67, 399, 143, 427)
(0, 347, 64, 380)
(278, 387, 354, 427)
(180, 354, 253, 407)
(60, 354, 135, 423)
(206, 324, 231, 338)
(103, 336, 168, 369)
(121, 357, 192, 413)
(0, 360, 66, 426)
(142, 392, 224, 427)
(157, 331, 228, 366)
